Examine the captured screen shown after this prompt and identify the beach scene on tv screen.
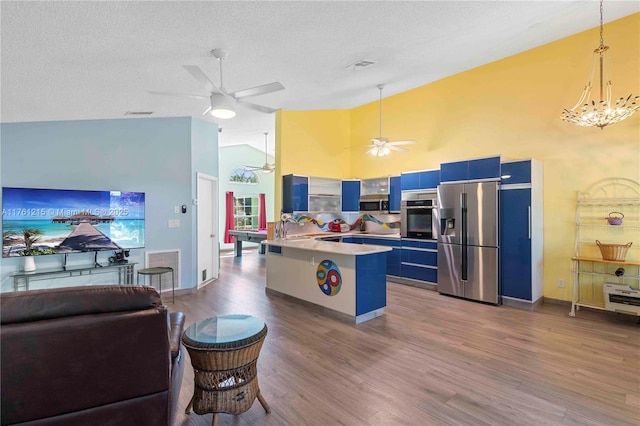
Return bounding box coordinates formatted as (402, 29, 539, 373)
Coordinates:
(2, 188, 145, 258)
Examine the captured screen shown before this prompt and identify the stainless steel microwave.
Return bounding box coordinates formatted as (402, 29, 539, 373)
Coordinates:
(359, 195, 389, 213)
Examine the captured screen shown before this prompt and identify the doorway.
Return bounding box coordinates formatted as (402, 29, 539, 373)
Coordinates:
(197, 173, 219, 288)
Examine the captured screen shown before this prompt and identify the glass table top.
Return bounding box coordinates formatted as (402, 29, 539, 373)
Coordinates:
(183, 314, 265, 345)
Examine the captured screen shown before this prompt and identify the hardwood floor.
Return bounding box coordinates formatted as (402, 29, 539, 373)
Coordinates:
(170, 250, 639, 426)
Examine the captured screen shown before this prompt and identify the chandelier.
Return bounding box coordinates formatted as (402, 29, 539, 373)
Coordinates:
(561, 0, 639, 129)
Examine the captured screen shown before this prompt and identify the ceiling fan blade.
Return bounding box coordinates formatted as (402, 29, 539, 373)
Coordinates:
(183, 65, 222, 93)
(231, 82, 284, 99)
(387, 145, 409, 153)
(388, 140, 416, 146)
(201, 105, 212, 116)
(237, 100, 277, 114)
(147, 90, 208, 100)
(243, 165, 263, 171)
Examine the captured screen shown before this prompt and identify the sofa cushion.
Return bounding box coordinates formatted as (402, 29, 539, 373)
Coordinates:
(1, 285, 162, 325)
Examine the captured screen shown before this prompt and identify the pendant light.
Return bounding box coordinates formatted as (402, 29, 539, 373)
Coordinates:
(561, 0, 639, 129)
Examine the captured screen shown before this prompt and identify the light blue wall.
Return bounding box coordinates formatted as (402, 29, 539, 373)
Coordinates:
(0, 116, 218, 292)
(219, 145, 275, 250)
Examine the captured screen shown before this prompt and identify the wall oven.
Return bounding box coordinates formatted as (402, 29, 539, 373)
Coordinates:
(401, 191, 437, 239)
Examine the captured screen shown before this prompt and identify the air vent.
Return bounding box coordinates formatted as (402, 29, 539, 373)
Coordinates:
(125, 111, 154, 115)
(345, 59, 376, 71)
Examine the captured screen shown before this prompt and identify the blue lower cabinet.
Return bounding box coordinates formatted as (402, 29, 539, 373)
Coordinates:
(401, 249, 437, 266)
(401, 264, 437, 283)
(359, 237, 401, 278)
(355, 253, 387, 315)
(401, 239, 437, 250)
(387, 248, 401, 277)
(500, 188, 532, 300)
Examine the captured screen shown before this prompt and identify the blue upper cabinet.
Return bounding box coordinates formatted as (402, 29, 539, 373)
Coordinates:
(420, 170, 440, 189)
(282, 174, 308, 213)
(440, 160, 468, 182)
(341, 180, 361, 212)
(501, 160, 531, 185)
(401, 170, 440, 190)
(441, 156, 501, 182)
(389, 176, 401, 212)
(401, 171, 420, 190)
(469, 156, 501, 180)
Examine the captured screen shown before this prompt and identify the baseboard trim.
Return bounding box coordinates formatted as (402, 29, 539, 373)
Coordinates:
(501, 295, 544, 310)
(388, 277, 437, 291)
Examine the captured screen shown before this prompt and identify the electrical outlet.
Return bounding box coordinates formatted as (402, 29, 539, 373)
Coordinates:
(558, 279, 565, 288)
(174, 206, 180, 214)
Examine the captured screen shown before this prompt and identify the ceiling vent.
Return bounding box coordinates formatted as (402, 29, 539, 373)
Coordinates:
(346, 59, 376, 71)
(125, 111, 154, 115)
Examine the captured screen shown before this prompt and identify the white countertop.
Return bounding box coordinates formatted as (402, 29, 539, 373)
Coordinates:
(266, 238, 392, 255)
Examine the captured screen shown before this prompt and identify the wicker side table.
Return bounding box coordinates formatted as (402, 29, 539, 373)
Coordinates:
(182, 314, 270, 426)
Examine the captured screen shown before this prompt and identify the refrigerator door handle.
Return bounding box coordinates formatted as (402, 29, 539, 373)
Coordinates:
(528, 205, 532, 239)
(461, 192, 468, 281)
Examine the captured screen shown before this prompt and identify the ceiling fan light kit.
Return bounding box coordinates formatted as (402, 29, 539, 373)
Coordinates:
(366, 84, 415, 157)
(148, 48, 284, 119)
(561, 0, 639, 129)
(210, 93, 236, 119)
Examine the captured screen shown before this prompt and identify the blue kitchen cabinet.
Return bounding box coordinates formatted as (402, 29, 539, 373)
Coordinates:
(359, 236, 401, 278)
(389, 176, 401, 212)
(282, 174, 309, 213)
(441, 156, 500, 183)
(341, 180, 361, 212)
(400, 238, 438, 284)
(501, 160, 531, 185)
(499, 158, 543, 306)
(400, 170, 440, 191)
(401, 171, 421, 191)
(500, 189, 532, 300)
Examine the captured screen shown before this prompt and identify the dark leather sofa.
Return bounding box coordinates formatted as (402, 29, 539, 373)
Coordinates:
(0, 285, 185, 426)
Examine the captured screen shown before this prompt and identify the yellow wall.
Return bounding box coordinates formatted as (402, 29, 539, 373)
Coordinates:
(277, 14, 640, 301)
(275, 109, 351, 214)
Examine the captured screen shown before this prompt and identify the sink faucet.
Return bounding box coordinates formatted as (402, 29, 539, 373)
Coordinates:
(280, 213, 298, 239)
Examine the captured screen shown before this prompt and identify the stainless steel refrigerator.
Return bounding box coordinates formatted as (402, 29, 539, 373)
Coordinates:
(437, 181, 500, 304)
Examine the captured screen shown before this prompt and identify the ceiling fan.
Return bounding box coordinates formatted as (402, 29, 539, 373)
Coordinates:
(148, 48, 284, 119)
(244, 132, 275, 174)
(347, 84, 415, 156)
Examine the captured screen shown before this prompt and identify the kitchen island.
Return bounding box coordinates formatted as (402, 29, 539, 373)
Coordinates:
(265, 238, 392, 324)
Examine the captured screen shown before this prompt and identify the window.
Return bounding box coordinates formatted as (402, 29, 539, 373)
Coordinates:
(230, 168, 259, 184)
(234, 196, 259, 230)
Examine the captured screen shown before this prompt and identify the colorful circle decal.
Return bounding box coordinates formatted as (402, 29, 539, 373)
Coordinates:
(316, 260, 342, 296)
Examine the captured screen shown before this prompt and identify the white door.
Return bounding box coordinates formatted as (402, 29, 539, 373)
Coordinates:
(197, 173, 219, 287)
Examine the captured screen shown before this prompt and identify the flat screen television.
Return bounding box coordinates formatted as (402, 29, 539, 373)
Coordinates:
(2, 187, 145, 258)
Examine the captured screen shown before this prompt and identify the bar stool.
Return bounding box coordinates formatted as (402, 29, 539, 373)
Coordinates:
(137, 266, 175, 303)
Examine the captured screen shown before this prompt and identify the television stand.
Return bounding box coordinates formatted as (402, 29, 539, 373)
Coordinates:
(11, 262, 137, 291)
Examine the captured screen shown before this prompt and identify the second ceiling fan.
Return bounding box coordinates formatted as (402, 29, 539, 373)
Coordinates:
(244, 132, 276, 174)
(351, 84, 415, 156)
(148, 48, 284, 119)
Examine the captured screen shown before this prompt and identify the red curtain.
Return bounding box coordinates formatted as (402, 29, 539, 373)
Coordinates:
(258, 193, 267, 230)
(224, 191, 234, 243)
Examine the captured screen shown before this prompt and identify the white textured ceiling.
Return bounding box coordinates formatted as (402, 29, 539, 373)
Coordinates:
(1, 1, 638, 153)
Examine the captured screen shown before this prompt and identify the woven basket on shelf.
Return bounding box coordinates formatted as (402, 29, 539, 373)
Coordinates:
(595, 240, 632, 261)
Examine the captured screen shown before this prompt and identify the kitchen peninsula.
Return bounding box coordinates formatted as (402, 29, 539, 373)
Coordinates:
(265, 238, 391, 324)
